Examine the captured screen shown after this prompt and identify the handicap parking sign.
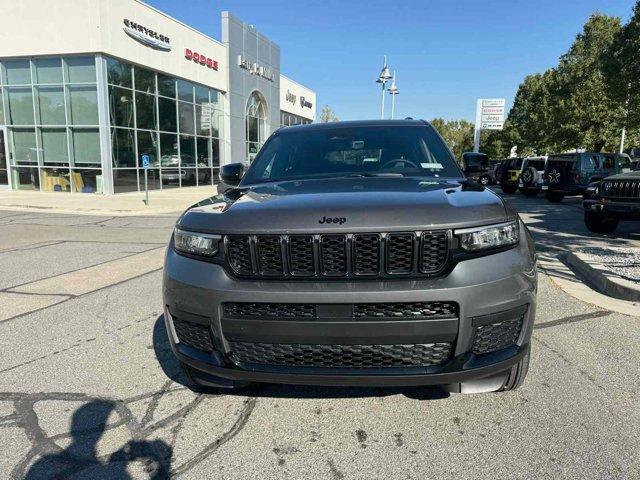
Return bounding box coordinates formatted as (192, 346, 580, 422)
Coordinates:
(141, 154, 150, 169)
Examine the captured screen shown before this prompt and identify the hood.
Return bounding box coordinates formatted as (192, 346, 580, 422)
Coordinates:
(178, 177, 509, 234)
(604, 171, 640, 181)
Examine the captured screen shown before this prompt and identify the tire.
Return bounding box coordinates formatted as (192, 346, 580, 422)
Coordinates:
(545, 191, 565, 203)
(584, 211, 619, 234)
(521, 188, 539, 198)
(497, 348, 530, 392)
(500, 183, 518, 194)
(479, 175, 491, 186)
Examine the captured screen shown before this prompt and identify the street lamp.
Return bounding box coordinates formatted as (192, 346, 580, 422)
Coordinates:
(376, 55, 392, 119)
(620, 82, 631, 153)
(387, 70, 399, 119)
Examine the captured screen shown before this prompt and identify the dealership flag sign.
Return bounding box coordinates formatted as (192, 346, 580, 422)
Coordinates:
(474, 98, 505, 152)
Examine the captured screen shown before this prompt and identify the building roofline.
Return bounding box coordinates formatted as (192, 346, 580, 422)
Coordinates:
(280, 74, 314, 94)
(134, 0, 226, 49)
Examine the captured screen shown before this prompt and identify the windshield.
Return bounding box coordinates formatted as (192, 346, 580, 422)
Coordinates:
(241, 125, 463, 185)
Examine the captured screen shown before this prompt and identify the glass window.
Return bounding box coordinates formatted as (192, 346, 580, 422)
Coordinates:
(602, 155, 615, 169)
(158, 97, 177, 132)
(135, 91, 157, 130)
(113, 169, 138, 193)
(34, 58, 63, 84)
(9, 128, 38, 163)
(3, 59, 31, 85)
(41, 167, 71, 192)
(107, 57, 132, 88)
(159, 132, 178, 165)
(137, 130, 158, 168)
(211, 138, 220, 167)
(39, 128, 68, 164)
(0, 88, 4, 124)
(71, 129, 100, 167)
(195, 104, 210, 136)
(71, 168, 102, 193)
(65, 56, 96, 83)
(178, 101, 195, 134)
(195, 85, 208, 104)
(108, 86, 133, 128)
(14, 167, 40, 190)
(157, 73, 175, 98)
(179, 135, 195, 166)
(134, 65, 155, 94)
(139, 168, 161, 190)
(111, 128, 136, 168)
(209, 89, 219, 105)
(196, 136, 210, 168)
(36, 86, 66, 125)
(7, 87, 35, 125)
(68, 85, 98, 125)
(177, 80, 194, 102)
(618, 155, 631, 169)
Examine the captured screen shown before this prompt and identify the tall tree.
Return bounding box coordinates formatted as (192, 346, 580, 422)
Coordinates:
(604, 1, 640, 132)
(548, 13, 623, 152)
(320, 105, 339, 123)
(430, 118, 474, 160)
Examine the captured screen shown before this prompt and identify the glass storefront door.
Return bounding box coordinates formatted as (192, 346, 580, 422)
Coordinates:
(0, 127, 8, 187)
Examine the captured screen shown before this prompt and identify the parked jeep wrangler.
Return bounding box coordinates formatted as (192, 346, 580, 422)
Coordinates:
(495, 157, 524, 194)
(583, 170, 640, 233)
(163, 120, 537, 394)
(543, 152, 632, 203)
(518, 156, 547, 198)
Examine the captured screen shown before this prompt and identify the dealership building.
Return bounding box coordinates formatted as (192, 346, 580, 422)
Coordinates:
(0, 0, 316, 194)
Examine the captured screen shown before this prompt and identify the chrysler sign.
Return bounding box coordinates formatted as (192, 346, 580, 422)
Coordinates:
(123, 19, 171, 51)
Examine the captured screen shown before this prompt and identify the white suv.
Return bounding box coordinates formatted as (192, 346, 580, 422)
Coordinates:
(519, 156, 547, 197)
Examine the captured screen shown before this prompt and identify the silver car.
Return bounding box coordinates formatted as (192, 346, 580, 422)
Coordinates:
(163, 120, 537, 394)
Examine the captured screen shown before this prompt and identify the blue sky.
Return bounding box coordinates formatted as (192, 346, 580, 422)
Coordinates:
(147, 0, 636, 122)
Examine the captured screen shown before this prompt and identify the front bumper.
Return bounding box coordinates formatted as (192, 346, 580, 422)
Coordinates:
(584, 199, 640, 219)
(162, 228, 537, 388)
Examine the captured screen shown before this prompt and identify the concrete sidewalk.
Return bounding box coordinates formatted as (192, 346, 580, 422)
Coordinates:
(0, 186, 218, 216)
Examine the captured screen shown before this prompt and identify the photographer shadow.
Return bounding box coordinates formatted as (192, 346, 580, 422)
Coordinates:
(25, 400, 173, 479)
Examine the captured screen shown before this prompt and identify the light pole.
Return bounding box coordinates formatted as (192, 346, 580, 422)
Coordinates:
(387, 70, 399, 119)
(620, 82, 631, 154)
(376, 55, 392, 119)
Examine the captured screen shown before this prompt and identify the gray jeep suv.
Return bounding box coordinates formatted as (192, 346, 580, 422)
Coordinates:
(163, 120, 537, 394)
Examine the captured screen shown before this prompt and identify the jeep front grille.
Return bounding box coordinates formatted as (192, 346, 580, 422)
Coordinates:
(602, 179, 640, 200)
(228, 342, 453, 368)
(224, 231, 450, 279)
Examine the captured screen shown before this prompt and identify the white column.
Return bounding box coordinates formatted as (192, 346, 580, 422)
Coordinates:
(473, 99, 482, 153)
(95, 54, 114, 195)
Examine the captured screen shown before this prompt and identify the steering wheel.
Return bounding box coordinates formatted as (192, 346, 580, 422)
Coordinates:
(380, 158, 420, 170)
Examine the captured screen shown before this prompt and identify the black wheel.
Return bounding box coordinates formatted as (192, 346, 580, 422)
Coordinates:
(545, 191, 564, 203)
(497, 348, 530, 392)
(521, 188, 539, 198)
(479, 175, 491, 186)
(584, 211, 619, 234)
(500, 182, 518, 194)
(180, 361, 251, 394)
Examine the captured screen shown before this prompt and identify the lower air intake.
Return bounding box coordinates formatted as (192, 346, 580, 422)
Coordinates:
(228, 342, 452, 368)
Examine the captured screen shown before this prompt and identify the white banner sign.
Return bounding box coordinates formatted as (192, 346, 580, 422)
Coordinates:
(482, 98, 506, 107)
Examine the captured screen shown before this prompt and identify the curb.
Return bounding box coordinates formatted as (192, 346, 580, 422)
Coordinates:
(565, 251, 640, 302)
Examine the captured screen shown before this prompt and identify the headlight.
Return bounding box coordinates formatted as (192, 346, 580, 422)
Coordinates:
(455, 221, 519, 252)
(174, 228, 221, 257)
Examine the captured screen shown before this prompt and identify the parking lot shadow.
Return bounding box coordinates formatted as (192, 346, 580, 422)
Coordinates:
(24, 400, 173, 479)
(153, 315, 450, 402)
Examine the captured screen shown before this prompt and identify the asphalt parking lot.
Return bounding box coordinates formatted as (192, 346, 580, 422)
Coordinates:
(0, 191, 638, 479)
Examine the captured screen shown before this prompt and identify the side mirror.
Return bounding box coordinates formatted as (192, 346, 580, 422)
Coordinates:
(219, 163, 245, 187)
